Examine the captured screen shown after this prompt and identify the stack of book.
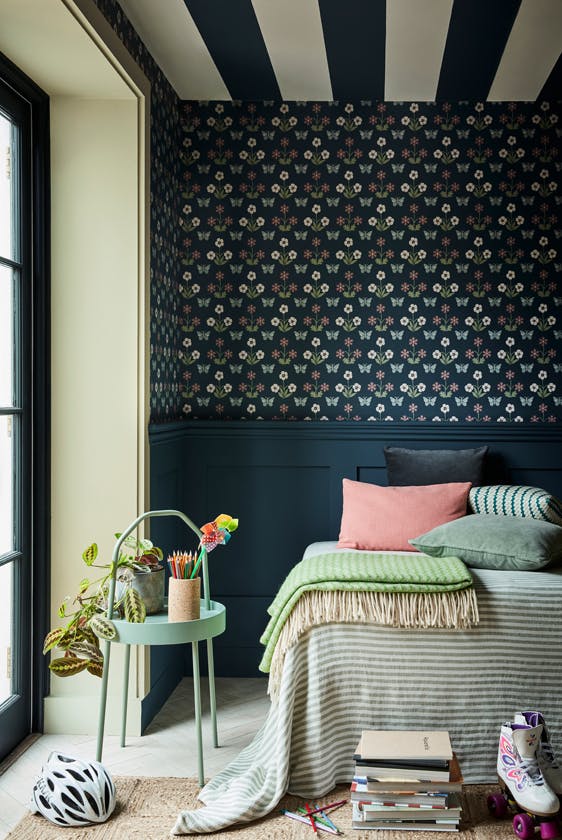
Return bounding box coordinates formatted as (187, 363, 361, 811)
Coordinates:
(351, 730, 463, 832)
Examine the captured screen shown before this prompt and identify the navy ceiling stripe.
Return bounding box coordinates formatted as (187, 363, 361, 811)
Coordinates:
(539, 52, 562, 100)
(436, 0, 521, 100)
(184, 0, 281, 100)
(319, 0, 386, 100)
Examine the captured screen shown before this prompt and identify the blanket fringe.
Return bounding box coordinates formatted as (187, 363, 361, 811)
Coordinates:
(268, 588, 479, 699)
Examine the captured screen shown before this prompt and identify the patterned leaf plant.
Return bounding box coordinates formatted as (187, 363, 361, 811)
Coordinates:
(43, 535, 163, 679)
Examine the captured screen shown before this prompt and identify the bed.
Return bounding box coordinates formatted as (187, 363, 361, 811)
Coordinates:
(172, 540, 562, 834)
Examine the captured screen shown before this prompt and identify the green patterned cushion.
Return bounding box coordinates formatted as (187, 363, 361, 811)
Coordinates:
(469, 485, 562, 525)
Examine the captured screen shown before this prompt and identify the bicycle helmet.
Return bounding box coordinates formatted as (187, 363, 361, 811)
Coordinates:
(30, 751, 116, 826)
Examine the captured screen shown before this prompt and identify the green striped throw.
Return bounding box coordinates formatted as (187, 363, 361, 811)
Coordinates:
(469, 485, 562, 525)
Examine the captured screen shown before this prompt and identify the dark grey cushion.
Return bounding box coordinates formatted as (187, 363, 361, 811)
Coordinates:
(384, 446, 488, 487)
(410, 514, 562, 571)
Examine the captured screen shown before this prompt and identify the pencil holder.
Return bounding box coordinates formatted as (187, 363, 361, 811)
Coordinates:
(168, 576, 201, 622)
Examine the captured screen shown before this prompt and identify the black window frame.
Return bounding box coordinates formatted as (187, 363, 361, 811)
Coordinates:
(0, 49, 50, 752)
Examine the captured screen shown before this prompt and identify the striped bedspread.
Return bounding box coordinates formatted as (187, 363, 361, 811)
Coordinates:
(172, 545, 562, 835)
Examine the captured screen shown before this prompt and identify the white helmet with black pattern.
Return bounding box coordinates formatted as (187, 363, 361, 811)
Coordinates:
(30, 752, 116, 826)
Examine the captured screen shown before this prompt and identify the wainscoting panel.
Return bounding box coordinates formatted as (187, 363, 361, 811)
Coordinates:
(148, 421, 562, 689)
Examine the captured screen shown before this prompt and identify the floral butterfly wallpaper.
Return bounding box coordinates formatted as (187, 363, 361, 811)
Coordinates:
(179, 100, 561, 423)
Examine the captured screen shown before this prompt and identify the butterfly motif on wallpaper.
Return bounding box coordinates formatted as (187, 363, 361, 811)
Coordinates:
(295, 265, 308, 274)
(359, 164, 373, 174)
(423, 297, 437, 307)
(391, 230, 404, 240)
(520, 331, 534, 340)
(230, 197, 243, 207)
(423, 330, 437, 340)
(326, 332, 340, 341)
(261, 197, 275, 207)
(455, 197, 469, 206)
(454, 297, 468, 307)
(359, 263, 373, 273)
(359, 130, 373, 140)
(229, 298, 242, 308)
(359, 328, 372, 339)
(294, 197, 308, 207)
(229, 364, 242, 375)
(488, 396, 502, 406)
(423, 363, 436, 373)
(358, 396, 372, 406)
(326, 298, 339, 307)
(423, 396, 437, 406)
(488, 364, 501, 373)
(294, 165, 308, 174)
(359, 197, 373, 207)
(424, 197, 438, 206)
(390, 396, 404, 406)
(229, 331, 243, 341)
(390, 363, 404, 373)
(391, 330, 404, 340)
(390, 196, 405, 206)
(294, 131, 307, 140)
(326, 363, 340, 372)
(520, 364, 534, 373)
(519, 397, 534, 406)
(325, 397, 339, 406)
(196, 364, 210, 374)
(424, 230, 437, 239)
(294, 331, 308, 341)
(197, 198, 210, 208)
(424, 164, 437, 174)
(293, 397, 308, 407)
(229, 231, 243, 241)
(455, 363, 469, 373)
(294, 232, 308, 241)
(358, 363, 372, 373)
(455, 330, 469, 340)
(294, 298, 308, 307)
(358, 300, 372, 310)
(326, 130, 340, 140)
(488, 330, 501, 340)
(455, 396, 468, 406)
(359, 230, 373, 240)
(261, 164, 275, 175)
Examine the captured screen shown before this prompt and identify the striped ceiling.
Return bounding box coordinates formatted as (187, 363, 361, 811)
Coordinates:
(118, 0, 562, 101)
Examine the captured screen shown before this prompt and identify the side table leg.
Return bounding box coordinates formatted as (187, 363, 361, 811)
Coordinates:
(206, 638, 219, 748)
(96, 640, 113, 762)
(121, 644, 131, 748)
(192, 641, 204, 786)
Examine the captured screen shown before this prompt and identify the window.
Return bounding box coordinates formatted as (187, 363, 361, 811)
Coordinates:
(0, 53, 49, 761)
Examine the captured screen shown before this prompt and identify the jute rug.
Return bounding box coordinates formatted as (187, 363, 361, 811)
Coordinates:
(8, 777, 544, 838)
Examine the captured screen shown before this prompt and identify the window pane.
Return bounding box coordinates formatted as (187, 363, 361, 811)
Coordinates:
(0, 561, 12, 704)
(0, 112, 15, 261)
(0, 415, 14, 555)
(0, 264, 14, 406)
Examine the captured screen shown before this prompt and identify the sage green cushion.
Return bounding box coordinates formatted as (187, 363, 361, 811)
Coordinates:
(410, 514, 562, 571)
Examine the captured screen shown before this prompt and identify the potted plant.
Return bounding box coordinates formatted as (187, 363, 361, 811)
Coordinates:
(43, 534, 164, 679)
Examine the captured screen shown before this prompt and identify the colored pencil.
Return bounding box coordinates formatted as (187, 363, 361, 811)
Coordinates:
(302, 799, 347, 817)
(305, 802, 318, 834)
(281, 811, 339, 835)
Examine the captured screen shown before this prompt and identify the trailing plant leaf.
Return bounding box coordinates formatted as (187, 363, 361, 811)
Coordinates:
(86, 660, 103, 678)
(82, 543, 98, 566)
(79, 577, 90, 593)
(69, 641, 103, 663)
(89, 616, 117, 641)
(49, 656, 88, 677)
(43, 627, 67, 654)
(123, 587, 146, 623)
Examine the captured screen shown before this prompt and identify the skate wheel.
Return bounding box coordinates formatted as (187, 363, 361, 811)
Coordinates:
(488, 792, 508, 818)
(513, 812, 535, 840)
(540, 820, 561, 839)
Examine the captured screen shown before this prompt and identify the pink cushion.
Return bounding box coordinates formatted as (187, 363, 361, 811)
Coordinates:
(337, 479, 471, 552)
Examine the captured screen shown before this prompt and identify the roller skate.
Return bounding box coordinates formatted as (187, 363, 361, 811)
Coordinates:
(487, 721, 561, 839)
(514, 713, 562, 798)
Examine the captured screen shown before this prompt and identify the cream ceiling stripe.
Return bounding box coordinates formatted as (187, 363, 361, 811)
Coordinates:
(489, 0, 562, 101)
(385, 0, 453, 101)
(118, 0, 230, 100)
(252, 0, 333, 101)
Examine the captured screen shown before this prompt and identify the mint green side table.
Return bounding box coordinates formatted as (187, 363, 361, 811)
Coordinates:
(95, 510, 226, 786)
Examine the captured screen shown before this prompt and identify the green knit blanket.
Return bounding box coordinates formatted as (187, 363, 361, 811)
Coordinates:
(259, 551, 476, 675)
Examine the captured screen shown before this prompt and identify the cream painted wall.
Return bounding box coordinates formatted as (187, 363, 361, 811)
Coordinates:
(43, 97, 144, 734)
